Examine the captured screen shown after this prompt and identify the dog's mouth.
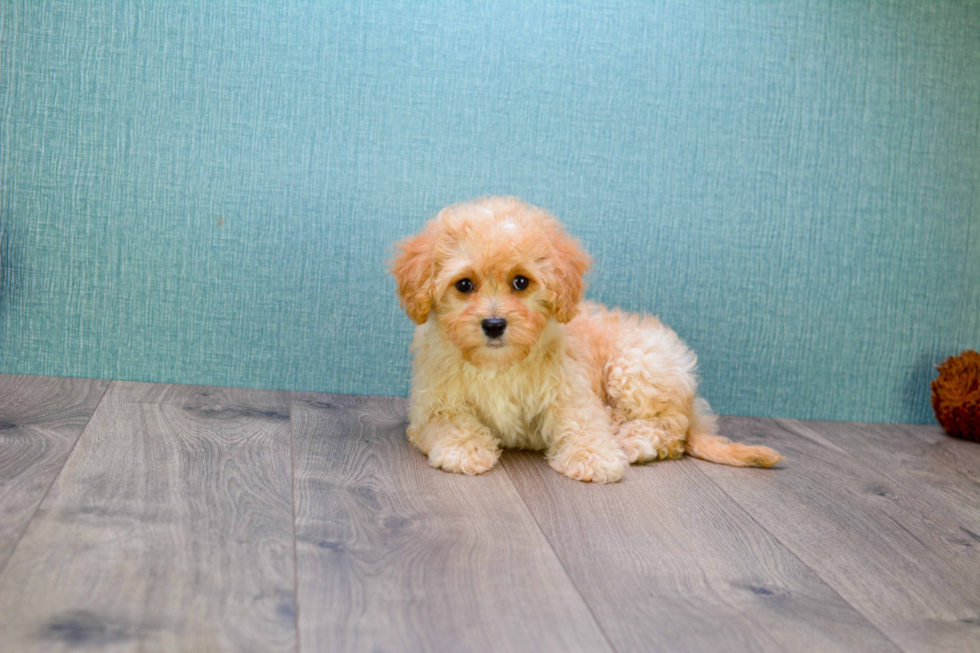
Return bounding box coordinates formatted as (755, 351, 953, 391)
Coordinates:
(486, 340, 505, 349)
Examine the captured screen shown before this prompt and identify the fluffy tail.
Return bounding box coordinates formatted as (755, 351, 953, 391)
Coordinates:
(685, 399, 784, 467)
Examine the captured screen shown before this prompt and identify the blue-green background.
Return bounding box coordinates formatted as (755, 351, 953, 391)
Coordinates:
(2, 1, 978, 423)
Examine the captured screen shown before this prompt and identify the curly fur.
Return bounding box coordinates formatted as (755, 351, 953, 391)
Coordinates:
(391, 196, 783, 483)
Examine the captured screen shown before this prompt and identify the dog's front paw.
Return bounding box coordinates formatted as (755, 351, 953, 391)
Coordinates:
(428, 438, 500, 476)
(549, 439, 628, 484)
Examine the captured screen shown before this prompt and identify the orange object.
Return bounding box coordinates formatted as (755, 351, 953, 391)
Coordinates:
(931, 350, 980, 443)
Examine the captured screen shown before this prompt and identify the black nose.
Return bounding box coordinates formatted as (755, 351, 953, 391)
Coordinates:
(481, 318, 507, 339)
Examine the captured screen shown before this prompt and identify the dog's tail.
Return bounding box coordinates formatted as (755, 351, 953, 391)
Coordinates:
(685, 398, 783, 467)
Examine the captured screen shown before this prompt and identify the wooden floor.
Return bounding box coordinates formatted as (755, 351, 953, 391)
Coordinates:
(0, 375, 977, 652)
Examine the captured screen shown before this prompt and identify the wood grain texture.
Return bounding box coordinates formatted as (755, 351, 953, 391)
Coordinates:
(0, 374, 109, 573)
(502, 450, 898, 653)
(897, 423, 980, 486)
(695, 417, 980, 653)
(291, 393, 612, 653)
(4, 375, 976, 652)
(0, 381, 296, 653)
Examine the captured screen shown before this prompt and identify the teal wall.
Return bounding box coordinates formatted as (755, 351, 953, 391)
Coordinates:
(1, 1, 978, 424)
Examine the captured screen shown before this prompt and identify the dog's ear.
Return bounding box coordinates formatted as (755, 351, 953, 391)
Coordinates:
(548, 223, 591, 323)
(391, 230, 436, 324)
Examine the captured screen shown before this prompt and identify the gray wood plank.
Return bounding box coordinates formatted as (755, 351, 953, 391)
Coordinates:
(0, 374, 109, 573)
(0, 381, 296, 653)
(897, 423, 980, 486)
(502, 450, 899, 653)
(694, 417, 980, 653)
(291, 393, 613, 653)
(806, 420, 980, 553)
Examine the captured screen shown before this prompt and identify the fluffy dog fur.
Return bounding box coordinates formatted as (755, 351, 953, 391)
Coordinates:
(391, 197, 782, 483)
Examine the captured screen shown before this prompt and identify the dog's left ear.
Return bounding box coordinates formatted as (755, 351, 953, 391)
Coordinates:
(390, 230, 436, 324)
(548, 223, 591, 323)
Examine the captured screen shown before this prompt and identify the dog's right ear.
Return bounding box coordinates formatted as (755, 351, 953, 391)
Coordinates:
(390, 230, 436, 324)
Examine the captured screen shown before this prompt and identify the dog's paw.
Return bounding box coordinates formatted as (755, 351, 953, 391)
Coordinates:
(549, 440, 628, 484)
(616, 419, 686, 463)
(428, 438, 500, 475)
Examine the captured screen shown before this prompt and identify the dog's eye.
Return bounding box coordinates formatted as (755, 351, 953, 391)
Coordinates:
(512, 276, 530, 291)
(455, 279, 474, 293)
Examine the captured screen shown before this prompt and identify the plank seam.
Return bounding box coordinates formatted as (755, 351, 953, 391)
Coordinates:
(289, 393, 301, 653)
(501, 457, 620, 653)
(0, 378, 112, 581)
(894, 423, 980, 488)
(688, 426, 909, 653)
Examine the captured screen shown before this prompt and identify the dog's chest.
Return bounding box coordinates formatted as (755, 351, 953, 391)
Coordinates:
(466, 368, 555, 450)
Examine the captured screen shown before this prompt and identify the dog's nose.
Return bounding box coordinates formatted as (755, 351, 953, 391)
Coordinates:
(481, 318, 507, 339)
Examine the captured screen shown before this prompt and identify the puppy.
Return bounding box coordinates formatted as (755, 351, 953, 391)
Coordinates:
(391, 196, 782, 483)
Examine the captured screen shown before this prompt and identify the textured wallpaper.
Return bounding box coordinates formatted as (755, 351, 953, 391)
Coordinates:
(1, 1, 977, 424)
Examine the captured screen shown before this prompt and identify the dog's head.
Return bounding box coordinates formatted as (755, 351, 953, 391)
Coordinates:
(391, 197, 591, 368)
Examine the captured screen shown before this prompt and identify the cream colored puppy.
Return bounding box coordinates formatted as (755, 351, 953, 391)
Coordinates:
(391, 196, 782, 483)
